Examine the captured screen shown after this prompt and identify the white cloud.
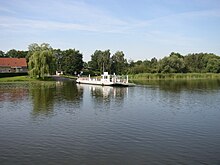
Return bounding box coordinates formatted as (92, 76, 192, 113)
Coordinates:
(1, 0, 220, 59)
(2, 0, 219, 35)
(0, 0, 132, 34)
(0, 15, 130, 34)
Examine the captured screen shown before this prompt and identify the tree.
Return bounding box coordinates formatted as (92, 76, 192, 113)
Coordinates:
(0, 50, 6, 57)
(61, 49, 83, 75)
(150, 57, 159, 73)
(6, 49, 17, 57)
(184, 53, 219, 73)
(53, 49, 62, 71)
(111, 51, 127, 74)
(88, 50, 102, 71)
(159, 55, 186, 73)
(101, 50, 111, 73)
(206, 58, 220, 73)
(28, 43, 55, 79)
(5, 49, 28, 58)
(88, 50, 111, 73)
(170, 52, 183, 58)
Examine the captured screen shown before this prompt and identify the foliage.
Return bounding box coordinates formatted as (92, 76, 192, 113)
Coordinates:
(158, 55, 186, 73)
(61, 49, 83, 75)
(0, 49, 28, 58)
(130, 73, 220, 80)
(88, 50, 128, 75)
(0, 50, 6, 57)
(2, 44, 220, 76)
(111, 51, 127, 74)
(28, 43, 55, 79)
(88, 50, 111, 73)
(53, 49, 63, 71)
(5, 49, 28, 58)
(127, 58, 158, 74)
(206, 58, 220, 73)
(128, 52, 220, 74)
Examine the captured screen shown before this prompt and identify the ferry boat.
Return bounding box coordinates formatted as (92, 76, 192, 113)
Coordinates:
(76, 72, 135, 87)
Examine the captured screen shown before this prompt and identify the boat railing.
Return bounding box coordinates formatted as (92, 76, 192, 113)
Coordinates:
(78, 74, 129, 84)
(111, 75, 128, 83)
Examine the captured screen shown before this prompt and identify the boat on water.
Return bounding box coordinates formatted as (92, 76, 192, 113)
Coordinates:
(76, 72, 135, 87)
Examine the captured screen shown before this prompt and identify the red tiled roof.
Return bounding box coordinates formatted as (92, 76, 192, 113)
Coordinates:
(0, 58, 27, 67)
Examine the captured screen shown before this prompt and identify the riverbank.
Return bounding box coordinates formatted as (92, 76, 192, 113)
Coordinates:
(129, 73, 220, 80)
(0, 75, 76, 82)
(0, 76, 55, 82)
(1, 73, 220, 82)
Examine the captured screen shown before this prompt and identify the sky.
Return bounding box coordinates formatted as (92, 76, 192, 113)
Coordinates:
(0, 0, 220, 61)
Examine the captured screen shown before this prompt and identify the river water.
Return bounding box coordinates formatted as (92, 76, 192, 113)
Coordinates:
(0, 80, 220, 165)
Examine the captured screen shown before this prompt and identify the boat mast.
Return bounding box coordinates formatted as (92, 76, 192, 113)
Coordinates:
(102, 62, 104, 73)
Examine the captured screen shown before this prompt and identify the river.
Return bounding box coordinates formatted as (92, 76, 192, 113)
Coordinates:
(0, 80, 220, 164)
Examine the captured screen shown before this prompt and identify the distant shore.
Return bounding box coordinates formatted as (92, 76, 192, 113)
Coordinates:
(129, 73, 220, 80)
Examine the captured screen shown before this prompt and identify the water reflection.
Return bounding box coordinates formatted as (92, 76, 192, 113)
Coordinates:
(90, 86, 127, 98)
(0, 83, 29, 102)
(59, 81, 83, 102)
(77, 84, 128, 111)
(0, 82, 84, 117)
(30, 82, 83, 116)
(134, 79, 220, 92)
(1, 80, 220, 164)
(29, 82, 56, 116)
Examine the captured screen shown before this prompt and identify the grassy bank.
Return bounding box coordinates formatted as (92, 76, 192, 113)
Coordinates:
(61, 75, 77, 79)
(0, 76, 54, 82)
(129, 73, 220, 80)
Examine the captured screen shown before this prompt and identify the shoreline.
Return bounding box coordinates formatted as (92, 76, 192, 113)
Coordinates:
(0, 75, 75, 82)
(129, 73, 220, 80)
(1, 73, 220, 82)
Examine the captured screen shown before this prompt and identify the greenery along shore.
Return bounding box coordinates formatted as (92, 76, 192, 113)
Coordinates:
(129, 73, 220, 80)
(0, 76, 56, 82)
(1, 43, 220, 79)
(1, 73, 220, 82)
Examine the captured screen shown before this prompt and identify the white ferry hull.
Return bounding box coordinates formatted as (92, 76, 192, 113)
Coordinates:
(76, 72, 135, 87)
(76, 79, 135, 87)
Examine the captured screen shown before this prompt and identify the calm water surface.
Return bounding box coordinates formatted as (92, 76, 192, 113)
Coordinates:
(0, 80, 220, 165)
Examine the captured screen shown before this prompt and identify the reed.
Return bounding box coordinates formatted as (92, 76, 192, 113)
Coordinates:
(129, 73, 220, 80)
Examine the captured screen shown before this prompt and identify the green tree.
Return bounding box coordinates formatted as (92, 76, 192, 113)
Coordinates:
(159, 55, 186, 73)
(28, 43, 55, 79)
(206, 58, 220, 73)
(111, 51, 127, 74)
(6, 49, 28, 58)
(88, 50, 111, 73)
(0, 50, 6, 57)
(88, 50, 102, 71)
(62, 49, 83, 75)
(150, 57, 159, 73)
(98, 50, 111, 73)
(6, 49, 17, 57)
(128, 63, 147, 74)
(53, 49, 62, 71)
(170, 52, 183, 58)
(184, 53, 219, 73)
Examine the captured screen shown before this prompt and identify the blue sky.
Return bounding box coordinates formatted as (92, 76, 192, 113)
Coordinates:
(0, 0, 220, 61)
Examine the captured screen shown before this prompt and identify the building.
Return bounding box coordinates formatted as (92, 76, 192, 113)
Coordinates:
(0, 58, 27, 73)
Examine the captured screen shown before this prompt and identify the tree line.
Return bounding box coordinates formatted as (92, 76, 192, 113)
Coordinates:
(0, 43, 84, 79)
(1, 43, 220, 79)
(127, 52, 220, 74)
